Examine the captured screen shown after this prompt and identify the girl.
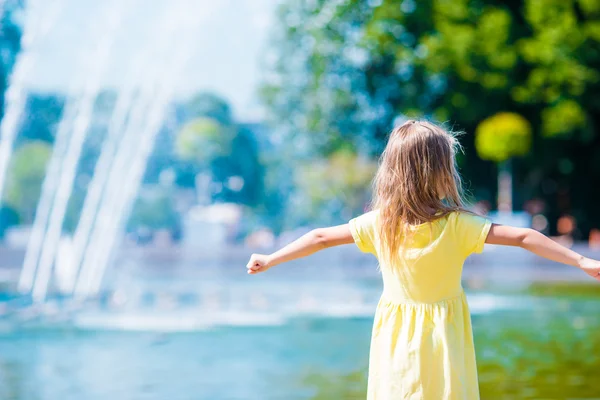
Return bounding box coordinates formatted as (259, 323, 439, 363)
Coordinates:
(245, 120, 600, 399)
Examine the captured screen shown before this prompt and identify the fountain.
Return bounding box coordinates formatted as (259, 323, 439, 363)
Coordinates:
(0, 0, 203, 303)
(0, 0, 65, 203)
(25, 0, 135, 303)
(1, 0, 581, 332)
(75, 5, 199, 299)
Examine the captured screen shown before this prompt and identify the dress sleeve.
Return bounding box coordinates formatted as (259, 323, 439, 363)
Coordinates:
(348, 211, 378, 255)
(454, 212, 492, 257)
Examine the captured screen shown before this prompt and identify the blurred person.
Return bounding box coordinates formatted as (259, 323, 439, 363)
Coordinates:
(590, 229, 600, 249)
(523, 198, 546, 216)
(245, 120, 600, 400)
(531, 213, 550, 234)
(552, 214, 581, 247)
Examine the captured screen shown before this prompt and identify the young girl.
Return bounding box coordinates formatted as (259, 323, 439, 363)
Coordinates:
(246, 120, 600, 399)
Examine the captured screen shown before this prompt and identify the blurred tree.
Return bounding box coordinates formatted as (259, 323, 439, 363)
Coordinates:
(143, 111, 179, 186)
(3, 141, 52, 223)
(62, 188, 86, 234)
(0, 205, 19, 238)
(261, 0, 390, 155)
(211, 125, 264, 206)
(475, 113, 532, 163)
(127, 189, 180, 232)
(259, 156, 293, 234)
(476, 112, 532, 212)
(295, 148, 376, 224)
(173, 93, 267, 211)
(175, 117, 233, 165)
(184, 92, 233, 125)
(0, 0, 23, 120)
(16, 93, 65, 144)
(264, 0, 600, 233)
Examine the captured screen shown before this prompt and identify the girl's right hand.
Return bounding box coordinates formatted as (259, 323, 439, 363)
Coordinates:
(579, 257, 600, 281)
(246, 253, 272, 274)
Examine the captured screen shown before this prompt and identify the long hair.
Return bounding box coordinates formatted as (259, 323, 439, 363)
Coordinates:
(372, 119, 467, 263)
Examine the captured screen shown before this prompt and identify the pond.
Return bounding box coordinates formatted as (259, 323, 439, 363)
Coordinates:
(0, 250, 599, 399)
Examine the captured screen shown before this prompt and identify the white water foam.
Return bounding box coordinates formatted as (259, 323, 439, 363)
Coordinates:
(74, 311, 287, 332)
(69, 293, 525, 332)
(467, 293, 530, 314)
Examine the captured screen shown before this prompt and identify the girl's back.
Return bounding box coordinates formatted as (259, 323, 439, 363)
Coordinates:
(351, 210, 490, 304)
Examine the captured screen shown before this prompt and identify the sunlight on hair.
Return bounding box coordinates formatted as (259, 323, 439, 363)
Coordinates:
(372, 119, 468, 265)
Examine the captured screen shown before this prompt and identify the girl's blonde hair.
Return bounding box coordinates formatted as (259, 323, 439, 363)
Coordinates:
(372, 119, 467, 262)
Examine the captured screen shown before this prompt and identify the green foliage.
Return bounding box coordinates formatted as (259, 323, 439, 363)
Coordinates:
(515, 0, 599, 104)
(266, 0, 598, 139)
(0, 1, 23, 119)
(217, 125, 264, 206)
(541, 99, 586, 138)
(0, 205, 19, 238)
(17, 94, 65, 144)
(261, 0, 395, 154)
(475, 307, 600, 399)
(295, 149, 376, 223)
(526, 281, 600, 299)
(3, 141, 52, 223)
(265, 0, 600, 231)
(303, 369, 367, 400)
(127, 189, 180, 231)
(184, 92, 233, 125)
(173, 93, 267, 211)
(175, 117, 232, 164)
(475, 112, 532, 162)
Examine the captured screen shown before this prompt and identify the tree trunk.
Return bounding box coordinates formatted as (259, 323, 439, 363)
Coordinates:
(498, 159, 512, 212)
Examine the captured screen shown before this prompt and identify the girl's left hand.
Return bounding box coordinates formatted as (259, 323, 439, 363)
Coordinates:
(579, 257, 600, 282)
(246, 253, 272, 274)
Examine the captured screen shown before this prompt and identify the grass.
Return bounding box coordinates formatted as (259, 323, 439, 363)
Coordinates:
(526, 281, 600, 299)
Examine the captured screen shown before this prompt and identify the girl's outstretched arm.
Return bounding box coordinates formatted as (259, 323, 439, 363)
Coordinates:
(485, 224, 600, 281)
(246, 225, 354, 274)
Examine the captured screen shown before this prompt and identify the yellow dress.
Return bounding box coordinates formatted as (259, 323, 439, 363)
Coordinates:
(349, 210, 492, 400)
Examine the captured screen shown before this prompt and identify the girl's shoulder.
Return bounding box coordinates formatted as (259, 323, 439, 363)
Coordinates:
(448, 209, 489, 222)
(353, 209, 380, 224)
(446, 210, 492, 255)
(349, 210, 380, 254)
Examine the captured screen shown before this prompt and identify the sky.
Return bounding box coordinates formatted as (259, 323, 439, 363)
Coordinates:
(19, 0, 279, 121)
